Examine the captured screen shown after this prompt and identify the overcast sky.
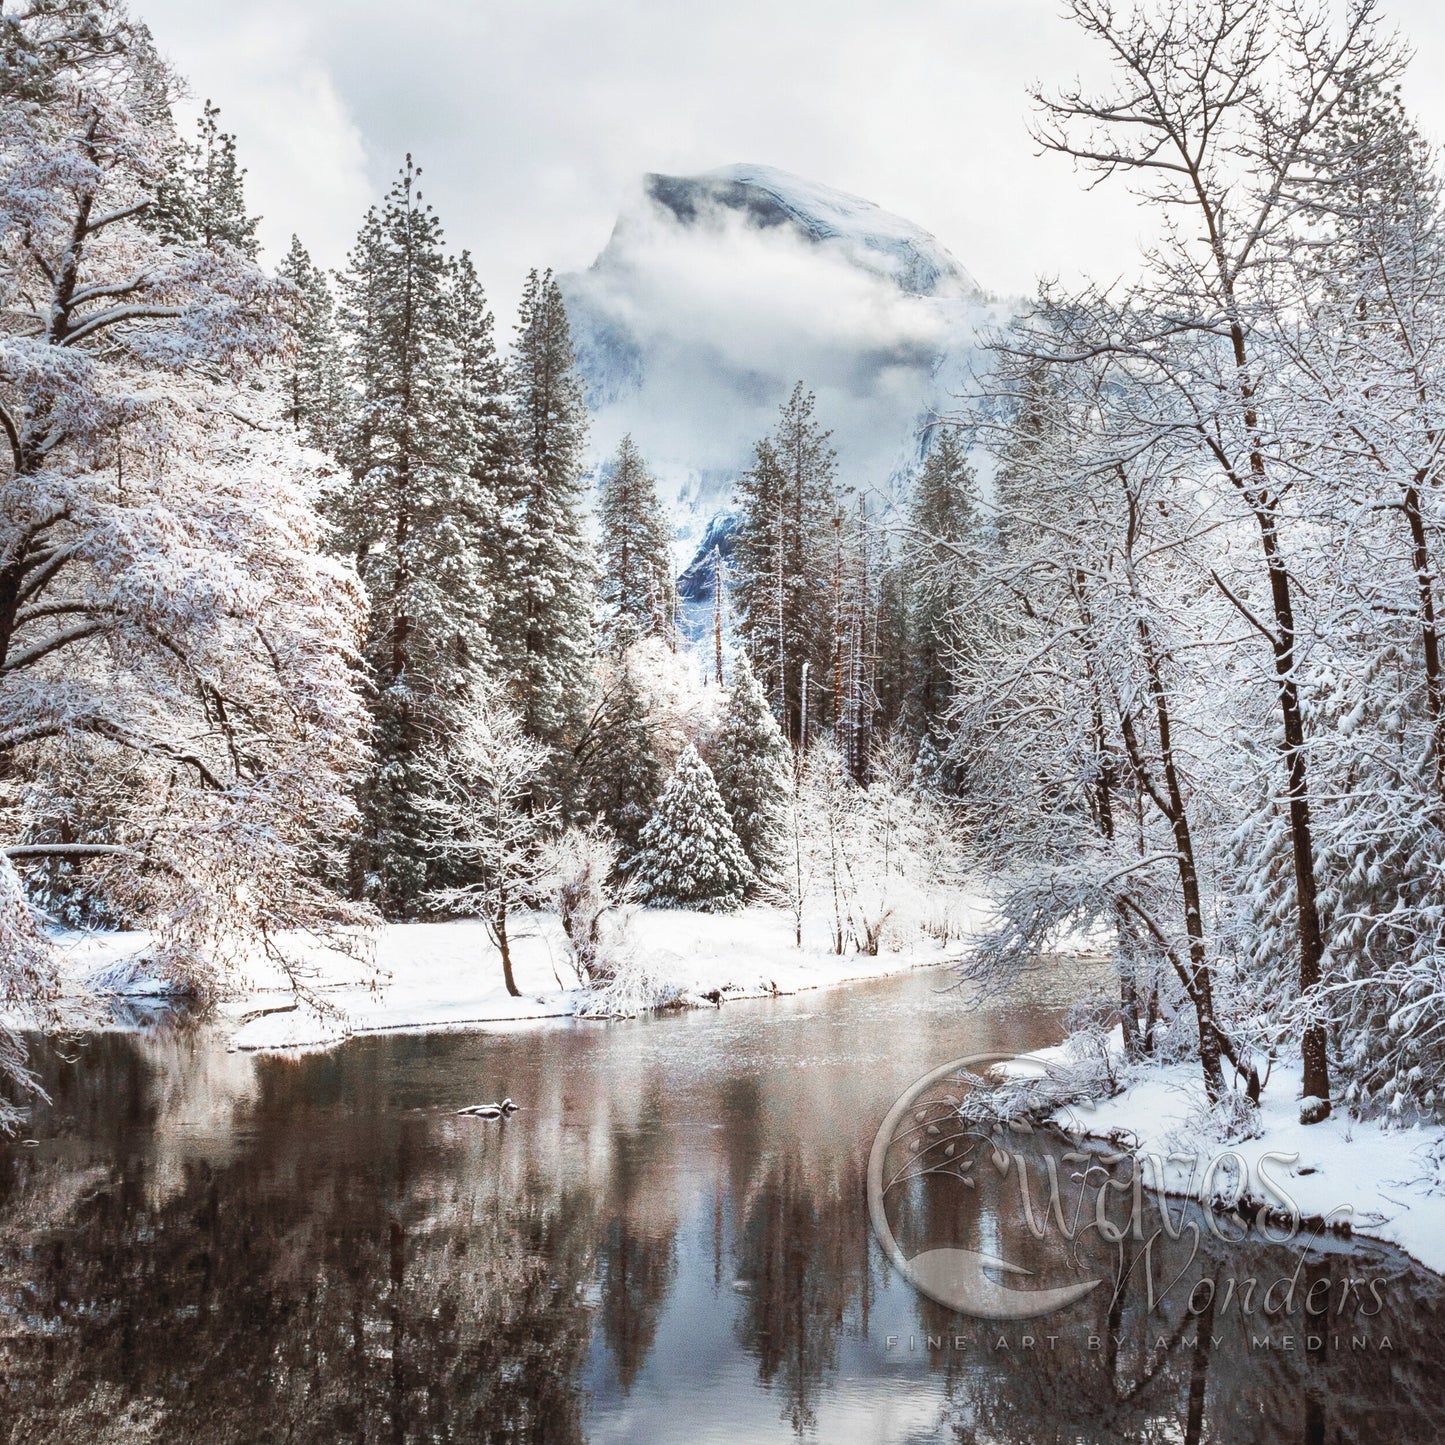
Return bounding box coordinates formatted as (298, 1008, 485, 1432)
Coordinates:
(132, 0, 1445, 318)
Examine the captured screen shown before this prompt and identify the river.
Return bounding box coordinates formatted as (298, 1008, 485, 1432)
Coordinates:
(0, 962, 1441, 1442)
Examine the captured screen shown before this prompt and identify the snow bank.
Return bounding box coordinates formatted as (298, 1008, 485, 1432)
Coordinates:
(223, 916, 582, 1050)
(45, 898, 997, 1054)
(999, 1046, 1445, 1277)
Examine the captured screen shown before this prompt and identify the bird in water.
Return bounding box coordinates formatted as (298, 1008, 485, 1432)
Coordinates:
(457, 1097, 519, 1119)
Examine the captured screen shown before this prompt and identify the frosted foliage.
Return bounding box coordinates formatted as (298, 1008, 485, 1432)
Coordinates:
(541, 823, 636, 985)
(711, 652, 791, 881)
(422, 685, 553, 995)
(0, 857, 59, 1129)
(0, 2, 371, 1111)
(634, 744, 752, 911)
(789, 737, 961, 956)
(939, 0, 1445, 1123)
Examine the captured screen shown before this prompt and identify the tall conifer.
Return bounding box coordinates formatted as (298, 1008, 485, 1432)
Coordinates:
(504, 268, 596, 752)
(332, 159, 493, 912)
(598, 435, 676, 650)
(733, 383, 837, 742)
(902, 428, 979, 738)
(712, 653, 792, 881)
(277, 235, 349, 454)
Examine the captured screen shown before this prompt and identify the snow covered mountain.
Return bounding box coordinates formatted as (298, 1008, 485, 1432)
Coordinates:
(561, 165, 1008, 574)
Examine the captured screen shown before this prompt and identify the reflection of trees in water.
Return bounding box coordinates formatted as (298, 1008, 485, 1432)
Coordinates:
(0, 1035, 601, 1443)
(596, 1079, 678, 1391)
(1, 1030, 1443, 1442)
(597, 1216, 676, 1390)
(730, 1144, 872, 1434)
(902, 1141, 1445, 1444)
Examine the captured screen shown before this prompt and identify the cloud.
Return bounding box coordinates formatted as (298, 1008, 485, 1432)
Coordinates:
(136, 2, 371, 271)
(129, 0, 1445, 349)
(564, 183, 996, 514)
(129, 0, 1140, 320)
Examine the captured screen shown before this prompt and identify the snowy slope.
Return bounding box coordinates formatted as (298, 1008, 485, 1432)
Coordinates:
(561, 165, 1011, 575)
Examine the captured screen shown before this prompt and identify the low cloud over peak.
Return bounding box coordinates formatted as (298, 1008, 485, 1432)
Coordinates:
(563, 165, 1006, 535)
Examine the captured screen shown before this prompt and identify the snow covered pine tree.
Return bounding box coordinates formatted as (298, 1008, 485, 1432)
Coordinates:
(733, 383, 837, 742)
(276, 234, 349, 454)
(634, 745, 753, 911)
(503, 268, 596, 762)
(331, 159, 496, 913)
(711, 652, 791, 882)
(598, 434, 676, 652)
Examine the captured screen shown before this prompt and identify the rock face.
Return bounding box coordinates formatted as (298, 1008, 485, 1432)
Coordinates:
(676, 512, 741, 609)
(561, 164, 1008, 592)
(618, 166, 983, 302)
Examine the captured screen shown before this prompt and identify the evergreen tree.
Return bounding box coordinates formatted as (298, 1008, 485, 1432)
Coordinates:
(580, 655, 667, 859)
(634, 746, 753, 911)
(448, 249, 527, 659)
(902, 428, 980, 740)
(872, 543, 913, 739)
(598, 434, 676, 650)
(332, 158, 492, 913)
(149, 99, 260, 256)
(192, 100, 259, 254)
(733, 383, 837, 743)
(504, 268, 596, 753)
(712, 653, 793, 882)
(993, 359, 1058, 554)
(277, 235, 349, 453)
(829, 494, 879, 781)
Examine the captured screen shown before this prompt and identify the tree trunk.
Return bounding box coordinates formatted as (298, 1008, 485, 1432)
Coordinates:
(1120, 600, 1229, 1099)
(1252, 506, 1330, 1117)
(495, 890, 521, 997)
(1404, 480, 1445, 805)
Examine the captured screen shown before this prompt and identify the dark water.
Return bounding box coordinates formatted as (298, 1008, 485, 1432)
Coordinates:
(0, 963, 1441, 1443)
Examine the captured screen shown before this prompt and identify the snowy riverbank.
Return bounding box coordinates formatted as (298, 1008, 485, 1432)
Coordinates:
(49, 901, 995, 1054)
(998, 1043, 1445, 1277)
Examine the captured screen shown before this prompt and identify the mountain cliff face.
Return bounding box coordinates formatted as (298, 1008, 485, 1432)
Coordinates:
(611, 166, 983, 302)
(560, 164, 1008, 579)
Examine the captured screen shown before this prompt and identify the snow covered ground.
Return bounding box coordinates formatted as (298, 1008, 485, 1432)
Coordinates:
(999, 1043, 1445, 1277)
(52, 901, 993, 1055)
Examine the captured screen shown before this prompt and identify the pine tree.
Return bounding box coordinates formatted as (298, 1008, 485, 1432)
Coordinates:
(580, 655, 667, 859)
(872, 542, 913, 739)
(598, 435, 676, 650)
(903, 428, 980, 741)
(993, 359, 1058, 554)
(503, 268, 597, 754)
(634, 746, 753, 911)
(332, 158, 492, 913)
(712, 653, 792, 881)
(448, 249, 527, 660)
(733, 383, 838, 743)
(192, 100, 259, 254)
(149, 99, 260, 256)
(830, 494, 879, 781)
(277, 235, 349, 453)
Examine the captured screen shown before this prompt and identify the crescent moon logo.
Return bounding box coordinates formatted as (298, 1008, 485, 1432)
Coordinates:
(866, 1051, 1102, 1321)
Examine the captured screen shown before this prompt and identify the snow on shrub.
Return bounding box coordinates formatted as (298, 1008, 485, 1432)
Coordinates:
(540, 822, 635, 986)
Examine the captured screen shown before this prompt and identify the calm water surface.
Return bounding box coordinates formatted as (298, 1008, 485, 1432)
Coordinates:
(0, 962, 1441, 1442)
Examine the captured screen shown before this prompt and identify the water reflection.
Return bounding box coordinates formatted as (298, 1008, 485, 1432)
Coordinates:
(0, 967, 1438, 1443)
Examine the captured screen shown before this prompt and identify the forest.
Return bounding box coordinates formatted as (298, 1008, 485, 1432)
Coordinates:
(3, 0, 1445, 1154)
